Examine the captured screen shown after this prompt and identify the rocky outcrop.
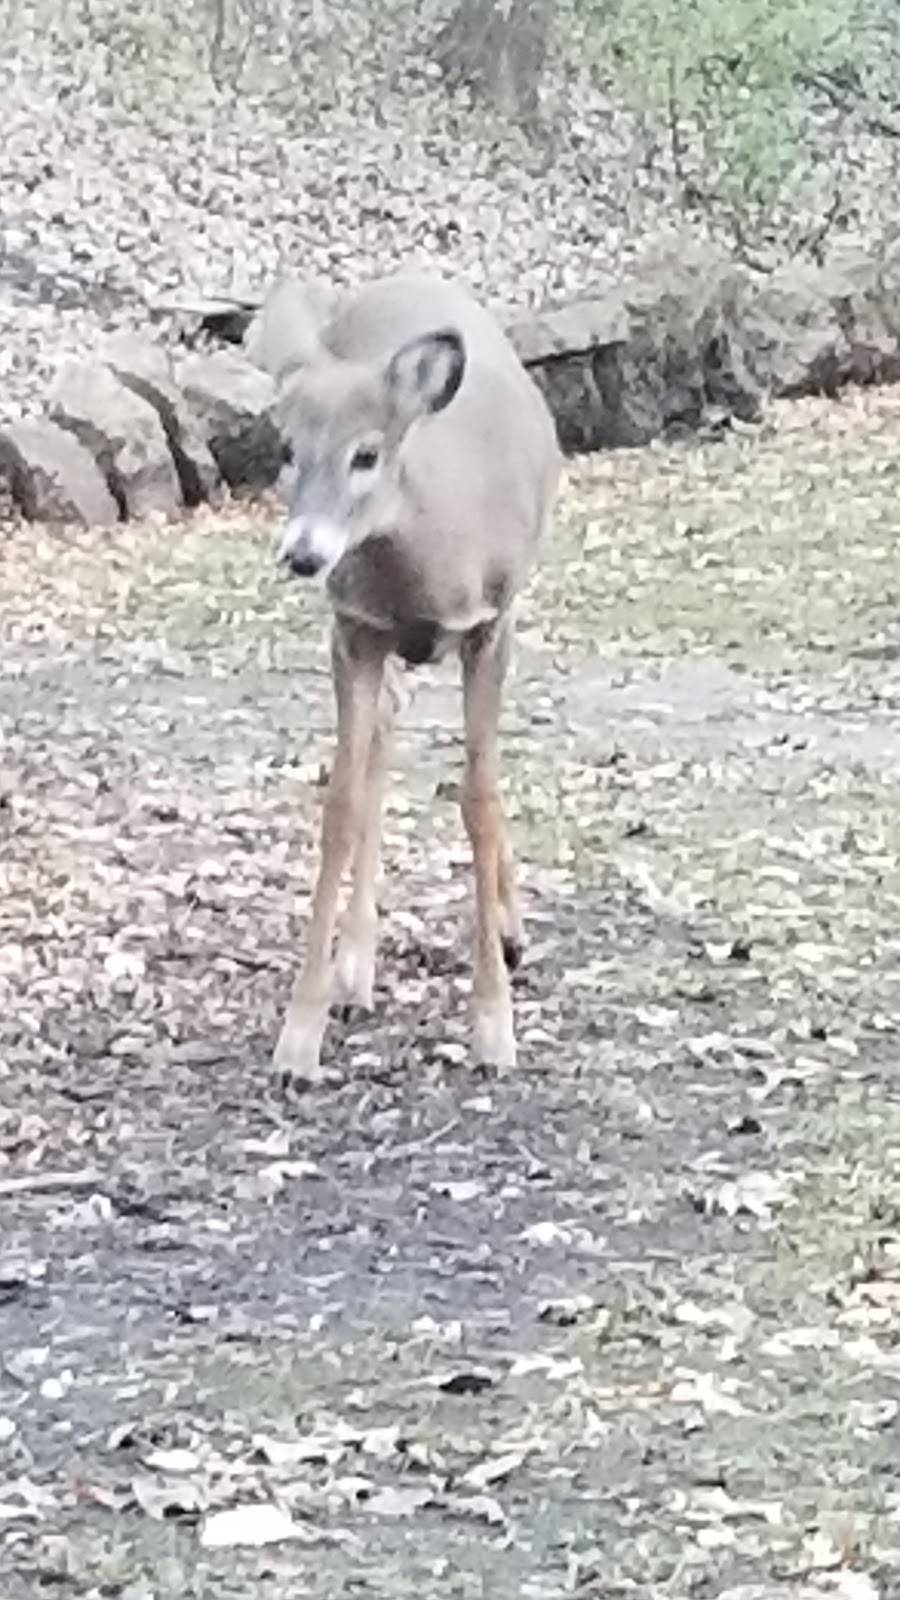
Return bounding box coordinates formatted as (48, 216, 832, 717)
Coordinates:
(5, 237, 900, 531)
(508, 235, 900, 451)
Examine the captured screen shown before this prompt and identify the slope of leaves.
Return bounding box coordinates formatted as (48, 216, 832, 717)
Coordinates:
(2, 0, 900, 428)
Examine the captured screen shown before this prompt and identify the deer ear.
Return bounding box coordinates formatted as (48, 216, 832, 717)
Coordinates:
(385, 328, 465, 426)
(246, 275, 337, 386)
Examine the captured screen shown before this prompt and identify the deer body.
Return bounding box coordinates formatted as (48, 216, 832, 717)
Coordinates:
(251, 270, 561, 1084)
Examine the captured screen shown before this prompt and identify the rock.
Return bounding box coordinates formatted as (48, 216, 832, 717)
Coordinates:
(50, 362, 181, 519)
(604, 234, 761, 446)
(742, 251, 900, 396)
(875, 237, 900, 350)
(0, 463, 19, 529)
(152, 292, 260, 347)
(829, 244, 900, 385)
(741, 261, 849, 396)
(524, 350, 615, 455)
(515, 237, 762, 453)
(102, 332, 223, 507)
(177, 349, 284, 493)
(507, 294, 632, 455)
(511, 237, 900, 451)
(0, 416, 119, 527)
(506, 292, 628, 364)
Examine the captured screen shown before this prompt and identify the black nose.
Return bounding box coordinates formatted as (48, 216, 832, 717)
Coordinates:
(283, 548, 323, 578)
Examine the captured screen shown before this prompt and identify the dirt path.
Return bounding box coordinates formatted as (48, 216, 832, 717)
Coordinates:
(3, 393, 900, 1598)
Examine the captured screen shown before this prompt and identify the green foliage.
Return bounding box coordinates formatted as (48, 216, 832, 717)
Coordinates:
(586, 0, 856, 221)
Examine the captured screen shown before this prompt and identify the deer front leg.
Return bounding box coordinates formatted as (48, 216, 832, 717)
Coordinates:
(274, 623, 386, 1086)
(333, 662, 399, 1011)
(460, 618, 518, 1070)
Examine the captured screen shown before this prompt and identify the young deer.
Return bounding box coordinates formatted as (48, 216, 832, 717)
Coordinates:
(251, 270, 561, 1085)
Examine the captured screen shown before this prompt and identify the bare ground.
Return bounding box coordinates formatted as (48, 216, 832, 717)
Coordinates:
(3, 393, 900, 1597)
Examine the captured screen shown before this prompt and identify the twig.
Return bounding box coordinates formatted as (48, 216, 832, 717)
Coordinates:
(797, 67, 900, 141)
(380, 1117, 461, 1162)
(0, 1168, 103, 1199)
(793, 186, 846, 265)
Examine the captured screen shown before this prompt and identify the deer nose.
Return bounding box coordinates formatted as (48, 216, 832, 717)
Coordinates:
(285, 547, 323, 578)
(278, 518, 324, 578)
(278, 515, 347, 579)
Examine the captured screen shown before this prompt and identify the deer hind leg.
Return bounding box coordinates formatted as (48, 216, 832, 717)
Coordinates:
(460, 617, 518, 1070)
(274, 621, 386, 1086)
(334, 660, 400, 1012)
(496, 821, 524, 972)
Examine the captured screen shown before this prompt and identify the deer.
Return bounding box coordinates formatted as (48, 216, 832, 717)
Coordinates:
(249, 269, 562, 1086)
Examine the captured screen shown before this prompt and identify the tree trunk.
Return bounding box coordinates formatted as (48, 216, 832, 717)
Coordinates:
(432, 0, 550, 123)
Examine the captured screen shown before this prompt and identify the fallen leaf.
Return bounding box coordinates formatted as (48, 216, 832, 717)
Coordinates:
(252, 1432, 343, 1468)
(131, 1473, 206, 1521)
(142, 1447, 202, 1475)
(199, 1503, 314, 1548)
(670, 1370, 750, 1417)
(430, 1179, 485, 1202)
(366, 1485, 435, 1517)
(461, 1449, 528, 1490)
(444, 1492, 505, 1524)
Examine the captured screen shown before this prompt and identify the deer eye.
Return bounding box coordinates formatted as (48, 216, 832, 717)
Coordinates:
(350, 443, 380, 474)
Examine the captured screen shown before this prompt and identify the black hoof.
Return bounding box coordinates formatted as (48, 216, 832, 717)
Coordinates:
(335, 1002, 374, 1026)
(501, 936, 523, 972)
(277, 1062, 339, 1096)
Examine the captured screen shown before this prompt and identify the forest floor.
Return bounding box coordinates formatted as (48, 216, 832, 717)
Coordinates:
(3, 391, 900, 1598)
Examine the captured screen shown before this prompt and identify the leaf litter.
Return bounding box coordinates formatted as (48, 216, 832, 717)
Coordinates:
(3, 394, 900, 1593)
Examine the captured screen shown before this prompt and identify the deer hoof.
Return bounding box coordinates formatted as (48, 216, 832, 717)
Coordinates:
(472, 1000, 517, 1070)
(273, 1007, 328, 1088)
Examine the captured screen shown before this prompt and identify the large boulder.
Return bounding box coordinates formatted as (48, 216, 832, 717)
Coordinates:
(177, 349, 284, 493)
(507, 292, 630, 454)
(741, 249, 900, 397)
(0, 416, 119, 527)
(512, 238, 763, 452)
(102, 332, 223, 507)
(50, 362, 181, 519)
(613, 236, 762, 440)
